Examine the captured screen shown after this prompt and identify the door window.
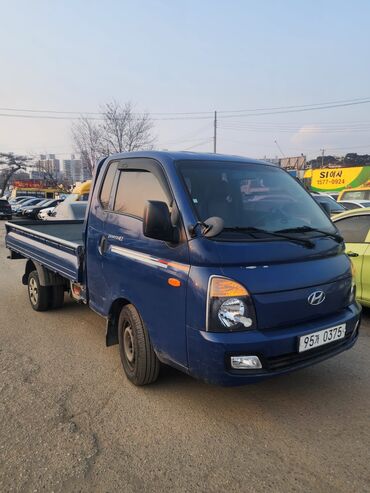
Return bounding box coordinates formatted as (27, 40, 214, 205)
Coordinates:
(100, 163, 118, 209)
(335, 215, 370, 243)
(113, 170, 168, 218)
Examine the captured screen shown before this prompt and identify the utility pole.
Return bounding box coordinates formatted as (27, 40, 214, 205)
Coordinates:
(213, 110, 217, 153)
(320, 148, 325, 167)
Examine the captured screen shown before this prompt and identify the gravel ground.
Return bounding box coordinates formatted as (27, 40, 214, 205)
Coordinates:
(0, 223, 369, 492)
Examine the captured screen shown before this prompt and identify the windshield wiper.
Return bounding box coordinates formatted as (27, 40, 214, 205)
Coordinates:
(275, 226, 343, 243)
(223, 227, 315, 248)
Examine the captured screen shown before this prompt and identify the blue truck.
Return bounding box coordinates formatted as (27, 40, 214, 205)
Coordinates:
(5, 151, 361, 386)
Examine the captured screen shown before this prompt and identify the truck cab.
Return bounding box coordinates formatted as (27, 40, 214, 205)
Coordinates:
(5, 151, 361, 386)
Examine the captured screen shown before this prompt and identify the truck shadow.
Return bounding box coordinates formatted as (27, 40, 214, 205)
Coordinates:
(55, 297, 369, 414)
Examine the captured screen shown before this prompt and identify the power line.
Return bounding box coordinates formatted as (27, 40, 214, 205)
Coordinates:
(216, 97, 370, 114)
(219, 126, 370, 134)
(1, 96, 370, 120)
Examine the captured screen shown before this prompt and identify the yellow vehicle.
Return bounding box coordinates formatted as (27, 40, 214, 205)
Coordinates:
(70, 180, 91, 201)
(337, 185, 370, 201)
(333, 208, 370, 307)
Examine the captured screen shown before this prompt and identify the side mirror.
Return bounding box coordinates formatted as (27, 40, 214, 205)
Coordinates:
(143, 201, 176, 242)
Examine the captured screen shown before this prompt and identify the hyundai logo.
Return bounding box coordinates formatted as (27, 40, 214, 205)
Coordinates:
(308, 291, 326, 305)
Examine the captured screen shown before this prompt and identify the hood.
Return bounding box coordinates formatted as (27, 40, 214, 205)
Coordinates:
(189, 237, 352, 329)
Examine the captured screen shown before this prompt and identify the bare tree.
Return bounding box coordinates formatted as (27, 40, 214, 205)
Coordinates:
(101, 101, 155, 153)
(71, 117, 104, 175)
(71, 102, 156, 171)
(0, 153, 30, 196)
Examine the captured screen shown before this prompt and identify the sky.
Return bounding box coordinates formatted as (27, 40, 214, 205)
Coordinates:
(1, 0, 370, 161)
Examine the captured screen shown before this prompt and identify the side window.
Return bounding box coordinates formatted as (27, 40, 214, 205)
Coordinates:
(113, 170, 168, 218)
(100, 163, 118, 209)
(335, 215, 370, 243)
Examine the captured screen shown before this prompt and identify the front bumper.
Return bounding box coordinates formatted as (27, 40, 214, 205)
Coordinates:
(186, 302, 361, 386)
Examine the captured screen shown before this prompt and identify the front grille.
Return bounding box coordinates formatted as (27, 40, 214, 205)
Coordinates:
(265, 329, 356, 371)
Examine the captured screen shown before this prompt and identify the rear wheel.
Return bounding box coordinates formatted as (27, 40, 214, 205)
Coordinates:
(118, 304, 160, 386)
(28, 271, 50, 311)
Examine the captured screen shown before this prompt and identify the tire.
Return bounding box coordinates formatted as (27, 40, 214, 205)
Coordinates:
(28, 270, 50, 311)
(49, 285, 64, 309)
(118, 304, 160, 386)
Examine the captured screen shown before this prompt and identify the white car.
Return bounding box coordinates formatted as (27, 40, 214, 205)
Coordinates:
(38, 206, 56, 220)
(337, 199, 370, 210)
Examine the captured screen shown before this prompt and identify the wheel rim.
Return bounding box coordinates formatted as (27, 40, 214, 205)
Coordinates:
(123, 324, 135, 366)
(29, 277, 38, 305)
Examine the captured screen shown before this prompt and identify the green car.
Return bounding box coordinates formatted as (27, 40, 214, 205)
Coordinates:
(333, 207, 370, 307)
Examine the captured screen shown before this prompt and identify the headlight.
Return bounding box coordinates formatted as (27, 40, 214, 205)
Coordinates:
(207, 276, 257, 332)
(25, 209, 33, 213)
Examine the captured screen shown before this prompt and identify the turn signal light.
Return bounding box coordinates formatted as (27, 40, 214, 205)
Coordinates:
(168, 278, 181, 287)
(209, 277, 248, 298)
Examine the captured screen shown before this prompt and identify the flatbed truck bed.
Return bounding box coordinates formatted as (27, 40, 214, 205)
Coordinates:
(5, 220, 84, 282)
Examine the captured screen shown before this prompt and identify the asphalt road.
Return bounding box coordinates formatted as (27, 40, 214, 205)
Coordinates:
(0, 223, 369, 493)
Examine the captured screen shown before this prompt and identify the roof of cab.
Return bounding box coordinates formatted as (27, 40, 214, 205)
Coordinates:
(105, 150, 275, 167)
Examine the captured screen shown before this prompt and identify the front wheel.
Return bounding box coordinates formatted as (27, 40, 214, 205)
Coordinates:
(28, 270, 50, 311)
(118, 304, 160, 386)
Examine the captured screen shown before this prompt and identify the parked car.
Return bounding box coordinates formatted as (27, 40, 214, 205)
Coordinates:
(37, 206, 56, 220)
(333, 208, 370, 307)
(12, 197, 44, 214)
(326, 192, 340, 201)
(9, 196, 35, 205)
(338, 186, 370, 201)
(0, 199, 12, 220)
(22, 199, 64, 219)
(5, 151, 361, 387)
(337, 200, 370, 210)
(11, 197, 37, 212)
(317, 192, 340, 201)
(311, 193, 347, 216)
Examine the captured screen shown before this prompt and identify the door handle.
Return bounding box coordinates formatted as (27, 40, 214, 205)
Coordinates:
(98, 235, 108, 255)
(347, 251, 359, 257)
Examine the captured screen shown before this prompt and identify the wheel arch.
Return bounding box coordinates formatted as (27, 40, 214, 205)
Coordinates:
(106, 297, 131, 346)
(22, 259, 36, 285)
(22, 260, 66, 287)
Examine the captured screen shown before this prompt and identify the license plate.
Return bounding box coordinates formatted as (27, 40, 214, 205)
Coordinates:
(298, 324, 346, 353)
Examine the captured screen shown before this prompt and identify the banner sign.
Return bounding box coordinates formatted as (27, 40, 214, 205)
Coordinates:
(310, 166, 370, 191)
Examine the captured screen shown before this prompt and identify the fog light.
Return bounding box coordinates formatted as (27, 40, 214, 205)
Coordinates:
(230, 355, 262, 370)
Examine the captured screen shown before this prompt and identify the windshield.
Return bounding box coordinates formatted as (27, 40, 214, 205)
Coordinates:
(20, 198, 39, 206)
(341, 190, 369, 200)
(38, 199, 54, 207)
(177, 160, 336, 237)
(32, 199, 49, 207)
